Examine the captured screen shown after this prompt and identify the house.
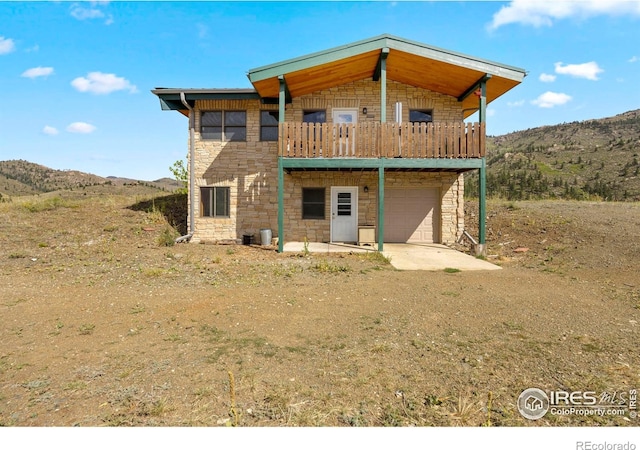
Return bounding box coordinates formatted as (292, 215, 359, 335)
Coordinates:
(152, 34, 526, 254)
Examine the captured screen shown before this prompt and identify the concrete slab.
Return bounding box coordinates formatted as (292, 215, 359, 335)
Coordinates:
(382, 243, 501, 271)
(282, 242, 376, 254)
(282, 242, 501, 271)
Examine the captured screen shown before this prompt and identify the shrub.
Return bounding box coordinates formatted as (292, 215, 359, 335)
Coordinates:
(157, 227, 178, 247)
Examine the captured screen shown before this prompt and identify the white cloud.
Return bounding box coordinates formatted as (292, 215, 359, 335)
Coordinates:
(539, 73, 556, 83)
(70, 2, 113, 25)
(554, 61, 603, 80)
(66, 122, 97, 134)
(70, 5, 104, 20)
(21, 66, 54, 79)
(629, 56, 639, 63)
(42, 126, 59, 136)
(531, 91, 572, 108)
(507, 100, 525, 107)
(489, 0, 640, 30)
(0, 36, 16, 55)
(71, 72, 137, 95)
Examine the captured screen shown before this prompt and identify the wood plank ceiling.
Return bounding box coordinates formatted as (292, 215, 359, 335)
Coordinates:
(248, 35, 525, 118)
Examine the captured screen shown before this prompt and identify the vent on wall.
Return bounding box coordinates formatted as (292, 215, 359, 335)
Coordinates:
(394, 102, 402, 124)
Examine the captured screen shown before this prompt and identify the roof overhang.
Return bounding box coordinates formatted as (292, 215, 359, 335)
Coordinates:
(247, 34, 527, 118)
(151, 88, 262, 116)
(153, 35, 526, 119)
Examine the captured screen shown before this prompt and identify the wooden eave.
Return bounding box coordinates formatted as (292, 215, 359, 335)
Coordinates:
(247, 34, 526, 118)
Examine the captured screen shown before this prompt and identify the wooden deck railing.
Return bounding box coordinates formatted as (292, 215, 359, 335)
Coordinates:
(278, 121, 485, 158)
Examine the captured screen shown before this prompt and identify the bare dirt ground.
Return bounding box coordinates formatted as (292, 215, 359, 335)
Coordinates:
(1, 188, 639, 427)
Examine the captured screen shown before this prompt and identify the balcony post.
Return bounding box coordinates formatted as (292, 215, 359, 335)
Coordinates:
(377, 165, 384, 252)
(277, 156, 284, 253)
(277, 76, 286, 253)
(477, 78, 487, 256)
(477, 157, 487, 256)
(379, 48, 388, 123)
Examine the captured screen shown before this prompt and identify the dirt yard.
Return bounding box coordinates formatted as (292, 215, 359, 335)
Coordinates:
(1, 188, 638, 427)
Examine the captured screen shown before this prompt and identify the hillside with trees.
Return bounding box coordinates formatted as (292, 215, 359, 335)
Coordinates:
(0, 160, 178, 199)
(465, 109, 640, 201)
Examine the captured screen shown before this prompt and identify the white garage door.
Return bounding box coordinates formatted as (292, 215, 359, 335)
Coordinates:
(384, 188, 440, 243)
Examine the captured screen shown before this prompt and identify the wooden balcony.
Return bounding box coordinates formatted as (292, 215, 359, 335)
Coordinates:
(278, 121, 485, 159)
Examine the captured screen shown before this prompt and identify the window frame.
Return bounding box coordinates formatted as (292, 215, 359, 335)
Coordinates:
(301, 187, 326, 220)
(260, 110, 279, 141)
(200, 110, 247, 142)
(302, 110, 327, 124)
(409, 109, 434, 124)
(200, 186, 231, 218)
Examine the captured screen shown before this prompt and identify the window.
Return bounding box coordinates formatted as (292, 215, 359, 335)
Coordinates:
(409, 109, 433, 124)
(260, 110, 279, 141)
(303, 110, 326, 124)
(201, 111, 246, 141)
(303, 110, 326, 143)
(200, 187, 230, 217)
(302, 188, 325, 219)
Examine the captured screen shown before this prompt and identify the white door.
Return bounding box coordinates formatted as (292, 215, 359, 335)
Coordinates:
(331, 186, 358, 242)
(332, 108, 358, 156)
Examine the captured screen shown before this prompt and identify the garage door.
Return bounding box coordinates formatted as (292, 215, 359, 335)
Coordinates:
(384, 188, 440, 243)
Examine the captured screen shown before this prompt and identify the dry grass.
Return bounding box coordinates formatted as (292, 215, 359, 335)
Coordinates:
(0, 191, 638, 426)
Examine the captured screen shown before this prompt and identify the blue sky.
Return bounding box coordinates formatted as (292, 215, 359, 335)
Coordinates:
(1, 0, 639, 180)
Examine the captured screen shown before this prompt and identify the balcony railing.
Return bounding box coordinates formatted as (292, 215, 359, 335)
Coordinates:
(278, 121, 485, 159)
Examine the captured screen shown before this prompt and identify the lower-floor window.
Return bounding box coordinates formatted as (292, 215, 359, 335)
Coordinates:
(302, 187, 325, 219)
(201, 187, 230, 217)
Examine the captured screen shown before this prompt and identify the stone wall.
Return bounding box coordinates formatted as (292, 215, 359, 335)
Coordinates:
(188, 78, 466, 244)
(283, 171, 464, 244)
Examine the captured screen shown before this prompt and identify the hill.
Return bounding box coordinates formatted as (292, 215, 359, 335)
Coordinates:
(0, 160, 179, 198)
(465, 109, 640, 201)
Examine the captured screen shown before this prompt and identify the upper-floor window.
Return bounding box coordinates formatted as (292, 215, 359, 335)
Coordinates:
(201, 111, 246, 141)
(409, 109, 433, 124)
(260, 111, 279, 141)
(303, 110, 326, 124)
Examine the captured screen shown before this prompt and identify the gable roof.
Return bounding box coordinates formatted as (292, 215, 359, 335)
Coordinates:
(154, 34, 526, 118)
(247, 34, 526, 118)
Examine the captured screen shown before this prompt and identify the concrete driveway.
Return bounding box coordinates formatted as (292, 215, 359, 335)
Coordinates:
(381, 243, 500, 271)
(281, 242, 500, 271)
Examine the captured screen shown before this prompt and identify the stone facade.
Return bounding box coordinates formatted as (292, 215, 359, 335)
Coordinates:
(188, 78, 466, 245)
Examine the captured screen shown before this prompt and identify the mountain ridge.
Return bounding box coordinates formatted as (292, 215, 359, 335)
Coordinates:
(465, 108, 640, 201)
(3, 108, 639, 201)
(0, 159, 179, 198)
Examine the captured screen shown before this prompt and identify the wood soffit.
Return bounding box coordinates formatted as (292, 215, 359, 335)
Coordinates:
(246, 35, 526, 112)
(154, 35, 526, 117)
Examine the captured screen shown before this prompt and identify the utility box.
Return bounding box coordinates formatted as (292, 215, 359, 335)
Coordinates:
(358, 226, 376, 247)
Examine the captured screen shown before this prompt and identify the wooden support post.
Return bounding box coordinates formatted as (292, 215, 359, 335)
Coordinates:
(277, 76, 286, 253)
(477, 157, 487, 257)
(277, 156, 284, 253)
(377, 165, 385, 252)
(476, 77, 488, 257)
(379, 48, 388, 123)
